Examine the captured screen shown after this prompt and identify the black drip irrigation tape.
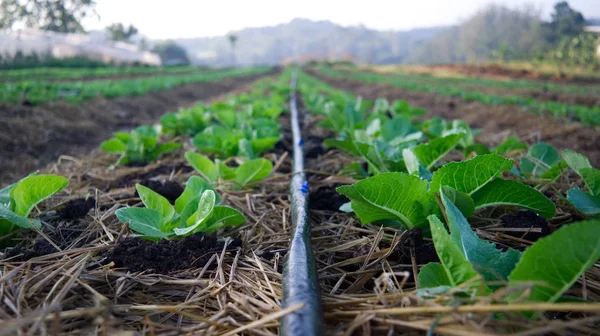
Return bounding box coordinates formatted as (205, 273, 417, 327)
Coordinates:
(280, 71, 324, 336)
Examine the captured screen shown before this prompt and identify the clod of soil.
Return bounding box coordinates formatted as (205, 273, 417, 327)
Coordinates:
(304, 135, 326, 158)
(500, 210, 550, 242)
(139, 179, 184, 204)
(394, 228, 439, 265)
(310, 184, 350, 211)
(4, 239, 59, 261)
(104, 233, 242, 273)
(57, 197, 96, 220)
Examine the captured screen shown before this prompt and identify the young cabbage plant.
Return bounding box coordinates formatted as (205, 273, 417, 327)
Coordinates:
(519, 142, 566, 181)
(101, 125, 181, 166)
(563, 150, 600, 215)
(419, 189, 600, 309)
(185, 151, 273, 188)
(337, 154, 556, 230)
(160, 103, 210, 136)
(0, 174, 69, 244)
(115, 177, 245, 239)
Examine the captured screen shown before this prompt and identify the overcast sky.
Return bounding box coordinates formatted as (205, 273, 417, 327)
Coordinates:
(83, 0, 600, 40)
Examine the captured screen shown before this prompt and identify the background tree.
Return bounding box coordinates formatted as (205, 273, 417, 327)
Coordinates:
(228, 34, 238, 66)
(0, 0, 97, 33)
(153, 41, 191, 65)
(545, 1, 585, 43)
(106, 23, 138, 42)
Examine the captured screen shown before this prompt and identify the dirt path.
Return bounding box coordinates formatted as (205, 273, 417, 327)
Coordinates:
(0, 71, 276, 186)
(306, 69, 600, 167)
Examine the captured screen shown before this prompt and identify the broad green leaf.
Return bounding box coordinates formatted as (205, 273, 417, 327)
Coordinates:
(185, 151, 218, 182)
(250, 137, 280, 155)
(441, 185, 475, 217)
(116, 207, 171, 238)
(508, 220, 600, 303)
(580, 168, 600, 196)
(471, 179, 556, 218)
(199, 206, 246, 233)
(567, 188, 600, 215)
(414, 133, 463, 169)
(428, 215, 481, 287)
(563, 150, 592, 173)
(135, 184, 175, 226)
(430, 154, 513, 196)
(0, 204, 40, 229)
(238, 138, 256, 159)
(539, 160, 567, 181)
(336, 173, 431, 229)
(440, 191, 521, 282)
(382, 118, 414, 141)
(100, 138, 126, 154)
(174, 190, 216, 236)
(235, 158, 273, 186)
(0, 182, 16, 205)
(175, 176, 220, 214)
(418, 262, 452, 288)
(520, 143, 560, 178)
(217, 160, 236, 180)
(494, 136, 527, 155)
(10, 175, 69, 217)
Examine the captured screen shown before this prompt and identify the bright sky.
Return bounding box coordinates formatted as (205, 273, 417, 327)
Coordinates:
(83, 0, 600, 40)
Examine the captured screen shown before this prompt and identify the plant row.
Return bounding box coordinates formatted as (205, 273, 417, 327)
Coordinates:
(0, 72, 292, 246)
(315, 65, 600, 126)
(365, 65, 600, 96)
(0, 65, 210, 82)
(296, 69, 600, 312)
(0, 66, 271, 105)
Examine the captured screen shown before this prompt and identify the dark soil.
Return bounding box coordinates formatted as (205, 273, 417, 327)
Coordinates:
(310, 184, 350, 212)
(56, 197, 96, 220)
(4, 239, 59, 260)
(499, 210, 550, 242)
(138, 179, 184, 204)
(0, 70, 277, 187)
(392, 228, 439, 265)
(104, 233, 242, 273)
(306, 68, 600, 168)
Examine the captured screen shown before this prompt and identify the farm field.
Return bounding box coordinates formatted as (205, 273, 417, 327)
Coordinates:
(0, 63, 599, 336)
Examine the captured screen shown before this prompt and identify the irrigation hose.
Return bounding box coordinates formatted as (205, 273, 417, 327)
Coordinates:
(280, 71, 324, 336)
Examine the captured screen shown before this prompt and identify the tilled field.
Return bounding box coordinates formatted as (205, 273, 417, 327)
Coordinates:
(0, 71, 275, 186)
(306, 68, 600, 168)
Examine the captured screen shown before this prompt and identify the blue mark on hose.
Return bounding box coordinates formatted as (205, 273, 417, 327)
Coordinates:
(300, 181, 309, 194)
(298, 138, 304, 146)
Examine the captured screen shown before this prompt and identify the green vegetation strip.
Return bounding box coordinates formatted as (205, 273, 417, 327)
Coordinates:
(316, 65, 600, 126)
(0, 65, 212, 82)
(0, 66, 271, 105)
(297, 68, 600, 311)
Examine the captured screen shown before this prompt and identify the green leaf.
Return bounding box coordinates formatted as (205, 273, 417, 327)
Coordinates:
(520, 143, 560, 178)
(580, 168, 600, 196)
(440, 191, 522, 282)
(414, 133, 463, 169)
(185, 151, 218, 182)
(508, 220, 600, 303)
(216, 160, 236, 180)
(418, 262, 452, 288)
(199, 206, 246, 233)
(100, 138, 126, 154)
(441, 185, 475, 218)
(402, 148, 419, 175)
(471, 179, 556, 218)
(0, 204, 40, 229)
(0, 181, 17, 205)
(428, 215, 481, 287)
(174, 190, 216, 236)
(116, 207, 171, 239)
(10, 175, 68, 217)
(238, 138, 256, 159)
(336, 172, 431, 229)
(430, 154, 513, 196)
(563, 150, 592, 173)
(135, 184, 175, 226)
(567, 188, 600, 215)
(175, 177, 220, 214)
(250, 137, 280, 155)
(153, 142, 181, 157)
(235, 158, 273, 187)
(494, 136, 527, 155)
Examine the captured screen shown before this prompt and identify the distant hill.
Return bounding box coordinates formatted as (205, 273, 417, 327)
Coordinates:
(171, 19, 449, 66)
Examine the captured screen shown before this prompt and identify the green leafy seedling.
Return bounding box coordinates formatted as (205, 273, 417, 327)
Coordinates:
(115, 177, 245, 239)
(0, 174, 69, 244)
(185, 151, 273, 188)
